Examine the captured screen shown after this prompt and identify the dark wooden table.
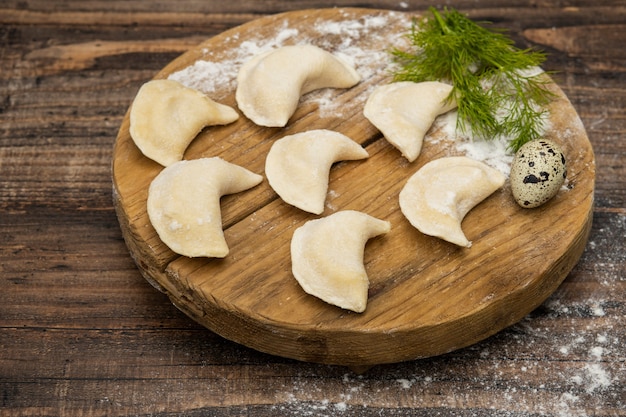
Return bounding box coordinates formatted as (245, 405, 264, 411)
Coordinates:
(1, 1, 624, 416)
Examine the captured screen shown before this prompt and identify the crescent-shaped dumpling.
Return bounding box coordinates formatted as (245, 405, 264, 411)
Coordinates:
(265, 129, 369, 214)
(399, 156, 505, 248)
(291, 210, 391, 313)
(147, 157, 263, 258)
(236, 45, 361, 127)
(364, 81, 457, 162)
(130, 79, 239, 167)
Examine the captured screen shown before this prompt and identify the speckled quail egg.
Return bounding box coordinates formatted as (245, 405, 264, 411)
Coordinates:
(510, 139, 567, 208)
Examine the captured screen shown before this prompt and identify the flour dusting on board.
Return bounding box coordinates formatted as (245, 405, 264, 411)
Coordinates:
(168, 11, 520, 175)
(168, 22, 300, 94)
(169, 12, 408, 101)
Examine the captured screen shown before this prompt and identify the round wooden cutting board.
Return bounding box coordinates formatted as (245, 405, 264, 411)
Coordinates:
(112, 8, 595, 367)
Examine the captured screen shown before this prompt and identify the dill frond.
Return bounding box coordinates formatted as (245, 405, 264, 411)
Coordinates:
(391, 7, 556, 152)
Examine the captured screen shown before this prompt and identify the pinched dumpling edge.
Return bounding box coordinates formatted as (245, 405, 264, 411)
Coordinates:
(147, 157, 263, 258)
(364, 81, 457, 162)
(265, 129, 369, 214)
(236, 44, 361, 127)
(130, 79, 239, 167)
(291, 210, 391, 313)
(399, 156, 506, 247)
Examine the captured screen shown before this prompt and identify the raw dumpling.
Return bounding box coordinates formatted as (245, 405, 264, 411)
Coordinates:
(130, 79, 239, 167)
(364, 81, 457, 162)
(291, 210, 391, 313)
(399, 156, 505, 247)
(236, 45, 361, 127)
(265, 129, 368, 214)
(147, 157, 263, 258)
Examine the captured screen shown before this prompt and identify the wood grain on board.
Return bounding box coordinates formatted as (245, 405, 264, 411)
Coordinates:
(112, 8, 595, 367)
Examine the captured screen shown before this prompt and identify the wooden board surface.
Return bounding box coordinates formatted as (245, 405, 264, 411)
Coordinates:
(111, 8, 595, 367)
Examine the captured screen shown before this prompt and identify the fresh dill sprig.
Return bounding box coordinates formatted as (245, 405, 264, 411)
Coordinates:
(391, 6, 556, 152)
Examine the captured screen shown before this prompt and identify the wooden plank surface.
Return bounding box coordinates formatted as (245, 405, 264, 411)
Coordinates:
(1, 1, 625, 416)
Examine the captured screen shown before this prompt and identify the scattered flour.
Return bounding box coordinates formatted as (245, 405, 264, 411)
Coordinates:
(168, 11, 414, 133)
(592, 303, 606, 317)
(334, 402, 348, 412)
(556, 393, 582, 417)
(396, 378, 413, 389)
(573, 363, 613, 393)
(168, 10, 521, 176)
(435, 110, 515, 176)
(167, 58, 237, 94)
(169, 13, 405, 94)
(168, 24, 300, 93)
(568, 336, 614, 394)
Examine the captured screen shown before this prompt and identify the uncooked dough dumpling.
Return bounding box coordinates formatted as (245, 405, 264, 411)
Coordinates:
(130, 79, 239, 167)
(236, 45, 361, 127)
(147, 157, 263, 258)
(291, 210, 391, 313)
(399, 156, 505, 247)
(364, 81, 457, 162)
(265, 129, 369, 214)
